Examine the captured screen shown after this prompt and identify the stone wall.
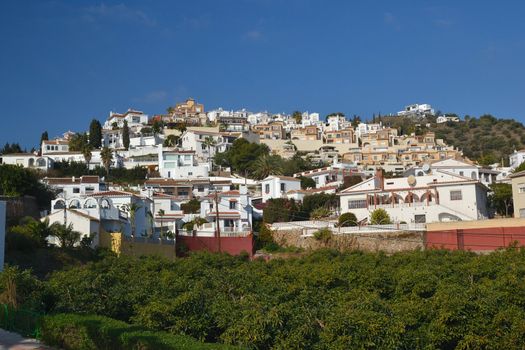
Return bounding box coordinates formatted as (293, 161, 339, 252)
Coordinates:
(272, 228, 425, 253)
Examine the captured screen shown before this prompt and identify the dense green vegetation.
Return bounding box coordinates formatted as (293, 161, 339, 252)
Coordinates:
(263, 193, 339, 224)
(0, 164, 55, 210)
(41, 313, 238, 350)
(49, 161, 148, 185)
(214, 139, 319, 178)
(382, 114, 525, 164)
(4, 249, 525, 349)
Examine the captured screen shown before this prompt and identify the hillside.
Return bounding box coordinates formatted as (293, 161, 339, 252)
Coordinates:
(380, 114, 525, 165)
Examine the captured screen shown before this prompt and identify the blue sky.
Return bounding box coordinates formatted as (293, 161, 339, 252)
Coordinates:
(1, 0, 525, 148)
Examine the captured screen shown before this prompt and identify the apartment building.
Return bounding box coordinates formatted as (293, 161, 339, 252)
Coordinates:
(290, 125, 320, 141)
(252, 122, 286, 140)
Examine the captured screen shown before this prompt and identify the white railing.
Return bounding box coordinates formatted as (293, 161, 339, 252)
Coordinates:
(270, 221, 426, 233)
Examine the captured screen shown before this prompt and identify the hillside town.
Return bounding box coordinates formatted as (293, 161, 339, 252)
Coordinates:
(1, 99, 524, 257)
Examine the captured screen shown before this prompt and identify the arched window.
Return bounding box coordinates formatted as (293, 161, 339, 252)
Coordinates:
(28, 158, 35, 167)
(36, 158, 46, 167)
(69, 199, 81, 209)
(83, 198, 98, 209)
(471, 171, 477, 180)
(100, 199, 111, 209)
(53, 200, 66, 209)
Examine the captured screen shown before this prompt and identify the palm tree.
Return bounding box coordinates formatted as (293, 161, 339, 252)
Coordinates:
(50, 222, 82, 248)
(252, 154, 283, 180)
(202, 136, 217, 171)
(157, 209, 165, 238)
(125, 202, 142, 238)
(82, 146, 92, 171)
(100, 146, 113, 175)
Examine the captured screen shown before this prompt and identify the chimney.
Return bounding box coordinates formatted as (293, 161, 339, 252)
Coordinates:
(374, 169, 384, 190)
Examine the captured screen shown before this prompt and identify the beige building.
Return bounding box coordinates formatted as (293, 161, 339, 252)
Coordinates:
(510, 170, 525, 218)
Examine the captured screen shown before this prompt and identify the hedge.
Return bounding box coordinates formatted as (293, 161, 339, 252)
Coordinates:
(40, 313, 241, 350)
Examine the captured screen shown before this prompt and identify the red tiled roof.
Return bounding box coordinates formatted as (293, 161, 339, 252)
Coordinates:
(90, 190, 136, 197)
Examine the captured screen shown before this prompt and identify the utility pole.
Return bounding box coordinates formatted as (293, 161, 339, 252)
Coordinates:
(214, 189, 221, 253)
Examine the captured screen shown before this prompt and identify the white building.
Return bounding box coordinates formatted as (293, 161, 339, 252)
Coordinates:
(195, 187, 253, 236)
(294, 160, 358, 188)
(509, 150, 525, 169)
(406, 159, 498, 186)
(41, 139, 69, 155)
(158, 147, 209, 179)
(339, 169, 489, 224)
(436, 115, 460, 123)
(0, 153, 53, 171)
(42, 176, 106, 199)
(103, 109, 149, 130)
(260, 175, 301, 203)
(301, 112, 321, 127)
(397, 104, 435, 118)
(326, 114, 349, 131)
(355, 123, 382, 138)
(47, 190, 153, 240)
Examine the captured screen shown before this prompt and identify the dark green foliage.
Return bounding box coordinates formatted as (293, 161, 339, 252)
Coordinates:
(338, 212, 358, 227)
(19, 248, 525, 349)
(299, 176, 316, 189)
(514, 161, 525, 173)
(122, 120, 130, 150)
(49, 162, 147, 185)
(0, 164, 55, 210)
(300, 193, 338, 218)
(88, 119, 102, 149)
(68, 133, 89, 152)
(40, 313, 238, 350)
(181, 198, 201, 214)
(488, 183, 513, 217)
(214, 139, 270, 175)
(40, 131, 49, 145)
(339, 175, 363, 190)
(262, 198, 301, 223)
(0, 142, 24, 154)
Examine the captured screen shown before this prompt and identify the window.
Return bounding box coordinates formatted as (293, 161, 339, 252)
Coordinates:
(265, 184, 270, 194)
(280, 183, 286, 192)
(459, 171, 464, 176)
(520, 209, 525, 218)
(198, 186, 204, 192)
(450, 190, 462, 201)
(519, 184, 525, 194)
(348, 199, 367, 209)
(188, 172, 193, 176)
(229, 201, 237, 209)
(72, 188, 80, 194)
(414, 214, 426, 223)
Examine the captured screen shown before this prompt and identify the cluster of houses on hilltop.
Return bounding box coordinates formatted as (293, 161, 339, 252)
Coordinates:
(0, 99, 522, 255)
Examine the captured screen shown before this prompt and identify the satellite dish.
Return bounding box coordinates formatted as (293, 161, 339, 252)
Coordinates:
(422, 163, 431, 173)
(407, 175, 417, 186)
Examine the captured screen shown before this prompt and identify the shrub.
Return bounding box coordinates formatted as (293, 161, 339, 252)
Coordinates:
(40, 313, 239, 350)
(338, 212, 358, 227)
(313, 228, 332, 245)
(310, 207, 331, 220)
(370, 208, 392, 225)
(181, 199, 201, 214)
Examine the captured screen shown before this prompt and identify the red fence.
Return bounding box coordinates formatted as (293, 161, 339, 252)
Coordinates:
(177, 234, 254, 256)
(426, 226, 525, 251)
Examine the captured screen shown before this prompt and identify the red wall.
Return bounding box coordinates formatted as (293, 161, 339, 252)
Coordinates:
(177, 234, 254, 256)
(426, 227, 525, 251)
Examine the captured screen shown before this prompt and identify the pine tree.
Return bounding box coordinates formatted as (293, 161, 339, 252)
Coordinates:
(40, 131, 49, 147)
(122, 120, 130, 150)
(88, 119, 102, 149)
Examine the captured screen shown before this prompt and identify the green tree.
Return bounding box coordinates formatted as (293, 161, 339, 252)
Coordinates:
(157, 209, 165, 238)
(370, 208, 392, 225)
(263, 198, 300, 223)
(252, 154, 283, 180)
(68, 133, 89, 152)
(513, 161, 525, 174)
(100, 147, 113, 174)
(88, 119, 102, 149)
(50, 223, 82, 248)
(181, 199, 200, 214)
(292, 111, 302, 124)
(82, 146, 92, 170)
(40, 131, 49, 147)
(488, 183, 513, 217)
(163, 135, 179, 147)
(203, 136, 217, 170)
(338, 212, 358, 227)
(125, 203, 142, 237)
(300, 176, 316, 189)
(122, 120, 130, 150)
(152, 120, 163, 135)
